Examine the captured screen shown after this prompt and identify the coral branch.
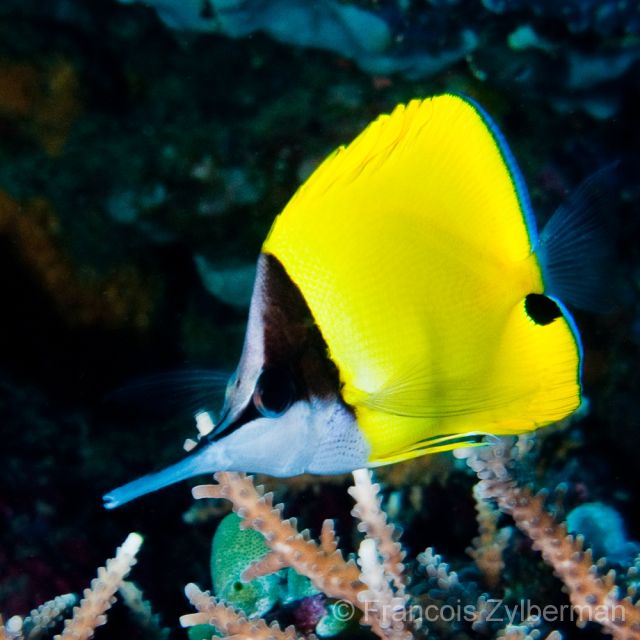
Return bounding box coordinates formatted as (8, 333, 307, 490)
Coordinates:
(193, 472, 412, 639)
(241, 551, 288, 581)
(320, 519, 338, 554)
(349, 469, 406, 595)
(461, 440, 640, 640)
(0, 616, 23, 640)
(496, 610, 544, 640)
(468, 483, 510, 590)
(357, 539, 411, 640)
(23, 594, 77, 640)
(498, 486, 639, 638)
(417, 547, 463, 594)
(54, 532, 143, 640)
(118, 581, 169, 639)
(193, 473, 364, 605)
(180, 583, 299, 640)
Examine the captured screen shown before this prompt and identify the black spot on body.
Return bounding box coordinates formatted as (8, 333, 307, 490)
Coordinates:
(525, 293, 562, 325)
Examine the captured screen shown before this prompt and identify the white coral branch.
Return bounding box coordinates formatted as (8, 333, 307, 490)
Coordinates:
(54, 532, 143, 640)
(349, 468, 406, 594)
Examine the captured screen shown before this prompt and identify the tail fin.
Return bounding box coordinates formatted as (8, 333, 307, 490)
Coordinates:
(535, 165, 619, 312)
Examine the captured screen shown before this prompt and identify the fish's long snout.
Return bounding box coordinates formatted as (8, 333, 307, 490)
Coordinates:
(102, 441, 230, 509)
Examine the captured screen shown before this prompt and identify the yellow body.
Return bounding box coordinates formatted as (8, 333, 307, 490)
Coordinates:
(263, 95, 580, 464)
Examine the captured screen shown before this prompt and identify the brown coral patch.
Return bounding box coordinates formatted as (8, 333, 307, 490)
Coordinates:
(0, 191, 157, 330)
(0, 57, 81, 156)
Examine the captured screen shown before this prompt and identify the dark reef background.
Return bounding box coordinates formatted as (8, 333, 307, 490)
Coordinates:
(0, 1, 639, 638)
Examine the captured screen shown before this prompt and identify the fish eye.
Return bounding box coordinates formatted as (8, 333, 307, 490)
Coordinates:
(253, 367, 296, 418)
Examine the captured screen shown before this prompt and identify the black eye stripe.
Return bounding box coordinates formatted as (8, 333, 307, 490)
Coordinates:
(260, 255, 342, 401)
(206, 367, 297, 443)
(207, 401, 260, 443)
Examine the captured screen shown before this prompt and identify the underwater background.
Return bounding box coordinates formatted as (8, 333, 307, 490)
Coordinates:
(1, 1, 639, 638)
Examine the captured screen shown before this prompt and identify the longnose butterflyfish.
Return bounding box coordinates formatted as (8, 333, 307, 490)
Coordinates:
(104, 94, 602, 508)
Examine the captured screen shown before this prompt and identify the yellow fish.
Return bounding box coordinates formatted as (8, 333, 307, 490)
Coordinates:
(105, 94, 593, 508)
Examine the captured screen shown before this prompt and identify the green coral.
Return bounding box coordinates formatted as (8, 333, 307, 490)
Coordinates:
(187, 623, 221, 640)
(316, 603, 352, 638)
(284, 566, 321, 603)
(192, 512, 346, 638)
(211, 512, 282, 617)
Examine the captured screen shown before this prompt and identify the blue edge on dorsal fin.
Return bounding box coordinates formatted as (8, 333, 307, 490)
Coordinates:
(457, 94, 618, 383)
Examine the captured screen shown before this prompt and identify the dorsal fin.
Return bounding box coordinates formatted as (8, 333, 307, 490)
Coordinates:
(536, 165, 618, 312)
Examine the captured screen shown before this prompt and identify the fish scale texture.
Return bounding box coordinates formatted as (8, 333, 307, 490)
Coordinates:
(264, 95, 580, 462)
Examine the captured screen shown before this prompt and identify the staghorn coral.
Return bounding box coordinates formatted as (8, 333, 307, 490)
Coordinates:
(207, 510, 324, 625)
(178, 436, 640, 640)
(117, 581, 170, 640)
(181, 582, 300, 640)
(191, 472, 365, 605)
(6, 437, 640, 640)
(458, 439, 640, 640)
(356, 538, 410, 640)
(414, 546, 493, 639)
(349, 468, 406, 596)
(467, 483, 511, 590)
(189, 470, 412, 639)
(21, 595, 77, 640)
(350, 469, 411, 639)
(54, 532, 143, 640)
(495, 619, 560, 640)
(1, 533, 144, 640)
